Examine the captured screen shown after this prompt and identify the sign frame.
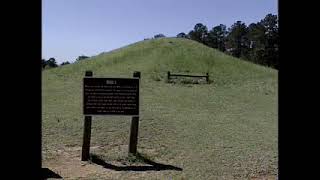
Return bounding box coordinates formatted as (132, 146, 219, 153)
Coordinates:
(81, 71, 142, 161)
(83, 76, 140, 116)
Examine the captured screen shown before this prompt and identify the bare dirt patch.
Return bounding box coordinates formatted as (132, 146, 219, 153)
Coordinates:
(42, 146, 183, 179)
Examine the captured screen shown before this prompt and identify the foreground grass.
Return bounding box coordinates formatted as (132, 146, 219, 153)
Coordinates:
(42, 38, 278, 179)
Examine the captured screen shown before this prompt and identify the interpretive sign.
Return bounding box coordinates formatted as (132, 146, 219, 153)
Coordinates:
(81, 71, 141, 161)
(83, 77, 139, 115)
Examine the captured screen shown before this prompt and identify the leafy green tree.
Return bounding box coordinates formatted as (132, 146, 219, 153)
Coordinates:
(260, 14, 279, 69)
(46, 57, 58, 68)
(226, 21, 249, 58)
(76, 55, 89, 61)
(176, 32, 188, 38)
(207, 24, 227, 51)
(188, 23, 208, 44)
(246, 22, 267, 64)
(154, 34, 166, 38)
(60, 61, 70, 66)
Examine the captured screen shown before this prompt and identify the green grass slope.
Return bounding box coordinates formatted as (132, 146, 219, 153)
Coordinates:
(42, 38, 278, 179)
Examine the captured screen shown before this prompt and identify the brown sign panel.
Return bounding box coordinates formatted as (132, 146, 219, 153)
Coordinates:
(83, 78, 139, 115)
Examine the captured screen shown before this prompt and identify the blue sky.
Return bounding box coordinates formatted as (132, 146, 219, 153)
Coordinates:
(42, 0, 278, 64)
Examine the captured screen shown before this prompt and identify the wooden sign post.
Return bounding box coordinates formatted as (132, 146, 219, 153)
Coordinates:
(128, 71, 140, 155)
(81, 115, 92, 161)
(81, 71, 140, 161)
(81, 71, 93, 161)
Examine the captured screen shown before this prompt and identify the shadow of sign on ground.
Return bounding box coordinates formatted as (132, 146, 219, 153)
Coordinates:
(89, 153, 183, 172)
(41, 168, 62, 179)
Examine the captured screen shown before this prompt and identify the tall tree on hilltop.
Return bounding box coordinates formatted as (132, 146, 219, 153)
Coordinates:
(176, 32, 188, 38)
(226, 21, 249, 58)
(246, 22, 267, 64)
(188, 23, 208, 44)
(154, 34, 166, 38)
(260, 14, 279, 69)
(76, 55, 90, 61)
(61, 61, 70, 66)
(46, 57, 58, 68)
(207, 24, 227, 51)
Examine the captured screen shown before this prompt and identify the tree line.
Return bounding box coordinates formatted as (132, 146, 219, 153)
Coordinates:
(42, 55, 89, 70)
(175, 14, 279, 69)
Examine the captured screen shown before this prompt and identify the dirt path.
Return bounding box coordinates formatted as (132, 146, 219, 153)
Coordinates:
(42, 146, 277, 179)
(43, 146, 118, 179)
(42, 146, 180, 179)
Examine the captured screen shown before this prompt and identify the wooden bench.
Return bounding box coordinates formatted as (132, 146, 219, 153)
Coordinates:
(167, 71, 209, 83)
